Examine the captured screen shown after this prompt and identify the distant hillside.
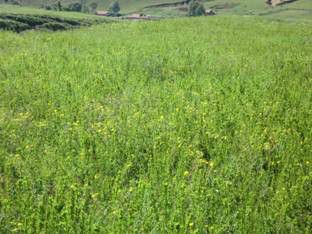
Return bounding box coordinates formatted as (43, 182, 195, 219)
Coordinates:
(1, 0, 311, 20)
(0, 4, 112, 32)
(0, 0, 181, 12)
(202, 0, 312, 21)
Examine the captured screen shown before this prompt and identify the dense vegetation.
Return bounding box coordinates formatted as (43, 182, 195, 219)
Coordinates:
(188, 0, 206, 16)
(0, 13, 108, 32)
(0, 6, 112, 32)
(0, 14, 312, 234)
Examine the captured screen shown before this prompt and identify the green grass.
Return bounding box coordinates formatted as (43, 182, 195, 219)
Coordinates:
(0, 16, 312, 233)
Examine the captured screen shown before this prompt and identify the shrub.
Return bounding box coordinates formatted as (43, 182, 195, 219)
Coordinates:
(89, 2, 98, 13)
(0, 14, 97, 32)
(43, 5, 53, 10)
(41, 22, 70, 31)
(56, 1, 62, 11)
(42, 3, 58, 11)
(0, 18, 30, 32)
(9, 0, 21, 5)
(66, 2, 82, 12)
(188, 0, 206, 16)
(80, 0, 89, 13)
(0, 14, 49, 27)
(108, 1, 120, 16)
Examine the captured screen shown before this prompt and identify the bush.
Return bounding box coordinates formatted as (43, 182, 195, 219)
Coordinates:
(108, 1, 120, 16)
(40, 16, 81, 26)
(42, 3, 58, 11)
(89, 2, 98, 13)
(9, 0, 21, 5)
(41, 22, 70, 31)
(0, 18, 30, 32)
(0, 14, 50, 26)
(0, 13, 108, 32)
(0, 14, 84, 32)
(56, 1, 62, 11)
(66, 2, 82, 12)
(43, 5, 52, 10)
(188, 0, 206, 16)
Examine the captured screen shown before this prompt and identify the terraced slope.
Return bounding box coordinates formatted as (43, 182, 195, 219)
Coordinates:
(0, 5, 112, 32)
(0, 4, 111, 19)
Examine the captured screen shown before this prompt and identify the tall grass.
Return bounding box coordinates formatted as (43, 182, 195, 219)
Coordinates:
(0, 16, 311, 233)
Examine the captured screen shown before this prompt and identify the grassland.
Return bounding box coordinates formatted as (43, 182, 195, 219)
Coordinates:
(1, 13, 312, 234)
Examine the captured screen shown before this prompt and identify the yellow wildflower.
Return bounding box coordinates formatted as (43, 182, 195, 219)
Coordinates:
(91, 193, 99, 200)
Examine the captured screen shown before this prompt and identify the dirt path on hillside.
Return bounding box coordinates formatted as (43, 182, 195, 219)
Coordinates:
(267, 0, 298, 7)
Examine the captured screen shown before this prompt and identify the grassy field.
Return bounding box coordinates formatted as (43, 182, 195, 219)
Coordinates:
(1, 13, 312, 234)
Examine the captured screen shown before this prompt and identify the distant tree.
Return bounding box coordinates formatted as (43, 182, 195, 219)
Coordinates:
(89, 2, 98, 13)
(43, 4, 52, 10)
(67, 2, 82, 12)
(80, 0, 89, 13)
(194, 3, 205, 15)
(10, 0, 21, 5)
(188, 0, 205, 16)
(108, 1, 120, 15)
(57, 1, 62, 11)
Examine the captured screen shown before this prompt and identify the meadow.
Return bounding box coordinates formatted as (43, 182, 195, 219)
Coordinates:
(0, 15, 312, 233)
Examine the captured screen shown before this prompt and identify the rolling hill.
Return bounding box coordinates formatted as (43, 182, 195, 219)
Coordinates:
(203, 0, 312, 19)
(0, 0, 312, 19)
(0, 0, 181, 12)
